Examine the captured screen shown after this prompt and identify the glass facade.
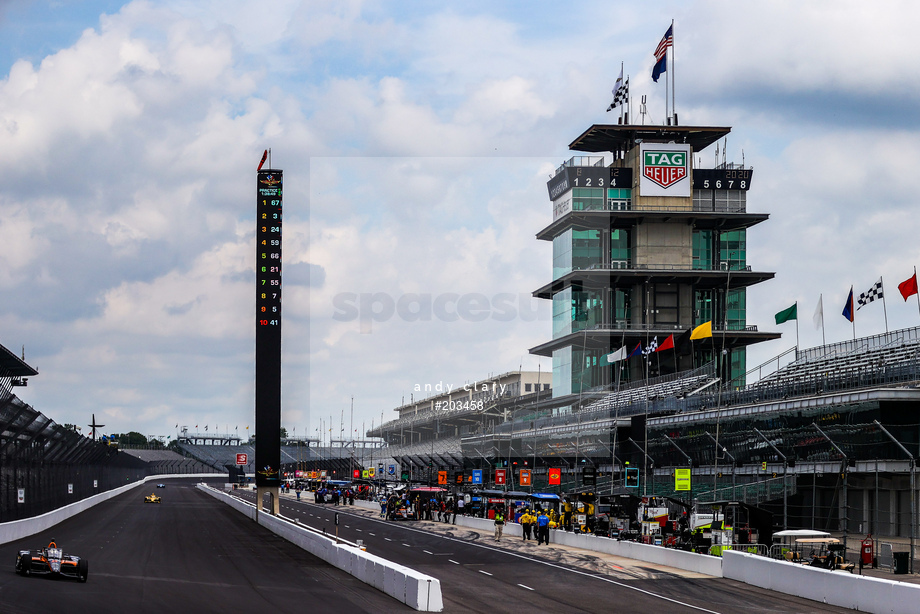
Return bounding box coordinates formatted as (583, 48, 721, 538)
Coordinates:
(552, 229, 603, 280)
(693, 188, 746, 212)
(552, 345, 608, 396)
(607, 188, 631, 210)
(552, 287, 605, 339)
(552, 347, 572, 397)
(572, 187, 605, 212)
(692, 229, 746, 270)
(610, 228, 630, 265)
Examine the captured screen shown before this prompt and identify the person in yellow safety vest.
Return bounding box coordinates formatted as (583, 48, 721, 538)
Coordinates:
(521, 510, 535, 541)
(494, 509, 505, 541)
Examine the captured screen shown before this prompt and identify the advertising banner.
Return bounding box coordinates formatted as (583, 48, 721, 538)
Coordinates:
(639, 143, 690, 197)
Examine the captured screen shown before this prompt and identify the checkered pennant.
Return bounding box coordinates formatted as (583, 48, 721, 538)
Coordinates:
(857, 278, 884, 309)
(643, 336, 658, 356)
(606, 77, 629, 112)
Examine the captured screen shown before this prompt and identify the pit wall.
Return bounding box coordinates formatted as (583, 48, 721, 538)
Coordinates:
(200, 485, 442, 612)
(0, 474, 216, 546)
(337, 497, 721, 576)
(723, 550, 920, 614)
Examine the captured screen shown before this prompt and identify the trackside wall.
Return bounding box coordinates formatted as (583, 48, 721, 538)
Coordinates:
(723, 550, 920, 614)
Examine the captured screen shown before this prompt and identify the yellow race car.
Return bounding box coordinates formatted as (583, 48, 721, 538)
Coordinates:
(144, 493, 162, 503)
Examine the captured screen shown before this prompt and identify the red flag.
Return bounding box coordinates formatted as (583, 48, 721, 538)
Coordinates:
(899, 274, 918, 301)
(656, 334, 674, 352)
(257, 149, 268, 171)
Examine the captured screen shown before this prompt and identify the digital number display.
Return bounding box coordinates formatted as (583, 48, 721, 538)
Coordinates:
(693, 168, 754, 191)
(255, 169, 282, 487)
(546, 167, 632, 200)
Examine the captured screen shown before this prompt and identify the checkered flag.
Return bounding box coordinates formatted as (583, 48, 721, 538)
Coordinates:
(643, 336, 658, 356)
(607, 65, 628, 112)
(607, 77, 628, 112)
(857, 278, 884, 310)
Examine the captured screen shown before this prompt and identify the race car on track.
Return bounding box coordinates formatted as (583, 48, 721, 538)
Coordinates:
(156, 483, 166, 488)
(16, 541, 88, 582)
(144, 492, 162, 503)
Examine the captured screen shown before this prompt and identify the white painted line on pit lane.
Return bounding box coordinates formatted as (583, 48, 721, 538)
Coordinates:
(449, 560, 459, 565)
(311, 506, 724, 614)
(369, 533, 375, 536)
(518, 584, 534, 591)
(478, 570, 493, 576)
(423, 550, 433, 555)
(402, 543, 411, 547)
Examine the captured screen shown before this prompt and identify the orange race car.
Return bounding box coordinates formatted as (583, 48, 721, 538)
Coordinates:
(17, 540, 88, 582)
(145, 492, 162, 503)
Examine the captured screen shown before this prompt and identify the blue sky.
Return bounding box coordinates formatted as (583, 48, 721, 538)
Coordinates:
(0, 0, 919, 442)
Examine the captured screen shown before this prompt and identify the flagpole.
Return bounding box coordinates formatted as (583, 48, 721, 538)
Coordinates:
(850, 285, 856, 341)
(915, 267, 920, 318)
(620, 61, 625, 123)
(664, 36, 669, 122)
(627, 74, 631, 124)
(881, 276, 889, 333)
(820, 294, 826, 347)
(670, 19, 676, 124)
(795, 301, 799, 350)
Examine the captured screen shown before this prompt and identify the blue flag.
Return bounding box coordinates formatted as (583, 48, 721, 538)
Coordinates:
(842, 287, 855, 322)
(627, 342, 643, 358)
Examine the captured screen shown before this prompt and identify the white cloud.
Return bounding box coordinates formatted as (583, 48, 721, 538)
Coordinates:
(1, 0, 920, 439)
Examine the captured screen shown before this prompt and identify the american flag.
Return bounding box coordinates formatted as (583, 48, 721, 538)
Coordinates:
(654, 25, 673, 61)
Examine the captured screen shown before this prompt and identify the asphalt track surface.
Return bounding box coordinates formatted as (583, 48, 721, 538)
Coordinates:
(0, 478, 409, 614)
(236, 490, 855, 614)
(0, 478, 855, 614)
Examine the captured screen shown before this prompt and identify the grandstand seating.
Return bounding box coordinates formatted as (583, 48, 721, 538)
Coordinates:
(120, 448, 215, 474)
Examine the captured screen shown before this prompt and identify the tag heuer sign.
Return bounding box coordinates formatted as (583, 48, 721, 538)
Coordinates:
(639, 143, 691, 197)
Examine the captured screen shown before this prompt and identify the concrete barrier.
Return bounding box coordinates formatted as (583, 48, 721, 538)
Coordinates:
(0, 473, 217, 546)
(200, 485, 443, 612)
(447, 514, 721, 576)
(723, 550, 920, 614)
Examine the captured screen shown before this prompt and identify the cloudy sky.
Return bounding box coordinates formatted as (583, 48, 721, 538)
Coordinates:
(1, 0, 918, 442)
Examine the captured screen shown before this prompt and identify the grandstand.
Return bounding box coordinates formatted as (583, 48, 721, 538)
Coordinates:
(120, 448, 215, 475)
(176, 438, 361, 480)
(358, 325, 920, 551)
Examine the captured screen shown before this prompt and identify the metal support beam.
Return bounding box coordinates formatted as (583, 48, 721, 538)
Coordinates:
(754, 428, 788, 530)
(874, 420, 915, 574)
(813, 423, 847, 555)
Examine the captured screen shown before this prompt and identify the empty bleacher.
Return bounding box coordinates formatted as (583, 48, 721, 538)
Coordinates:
(120, 448, 217, 474)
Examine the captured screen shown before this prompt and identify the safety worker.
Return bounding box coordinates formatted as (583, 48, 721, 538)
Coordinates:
(494, 508, 505, 541)
(521, 509, 534, 541)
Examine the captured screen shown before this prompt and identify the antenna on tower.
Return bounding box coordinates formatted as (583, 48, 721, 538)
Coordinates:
(640, 95, 648, 125)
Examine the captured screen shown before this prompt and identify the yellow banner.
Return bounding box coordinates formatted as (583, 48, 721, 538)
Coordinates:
(675, 468, 691, 491)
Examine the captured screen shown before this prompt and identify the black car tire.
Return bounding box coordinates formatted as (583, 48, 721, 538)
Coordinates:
(19, 554, 30, 576)
(77, 559, 88, 582)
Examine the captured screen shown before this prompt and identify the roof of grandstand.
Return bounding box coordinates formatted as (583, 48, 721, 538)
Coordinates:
(0, 342, 38, 377)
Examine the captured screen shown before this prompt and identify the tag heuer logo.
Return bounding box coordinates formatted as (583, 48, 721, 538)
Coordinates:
(643, 151, 687, 188)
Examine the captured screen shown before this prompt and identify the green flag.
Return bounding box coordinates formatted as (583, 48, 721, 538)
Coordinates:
(774, 303, 797, 325)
